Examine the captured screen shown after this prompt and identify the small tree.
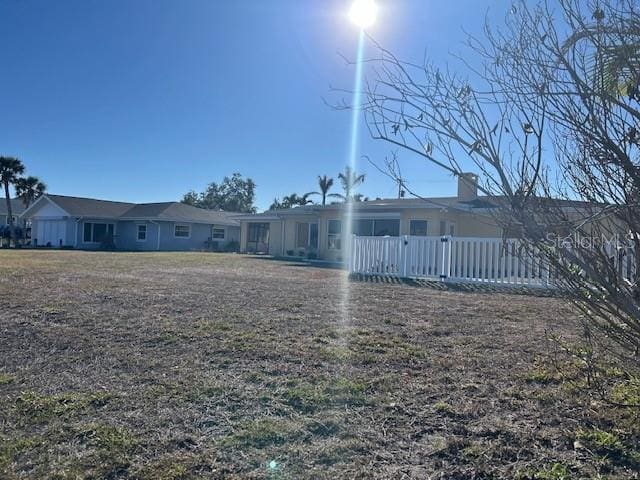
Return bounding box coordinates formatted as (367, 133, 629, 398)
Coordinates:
(15, 176, 46, 208)
(355, 0, 640, 393)
(182, 173, 257, 213)
(335, 166, 366, 201)
(0, 157, 25, 246)
(310, 175, 342, 205)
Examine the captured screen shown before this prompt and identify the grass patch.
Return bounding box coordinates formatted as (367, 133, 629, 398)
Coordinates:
(76, 422, 138, 453)
(576, 427, 624, 452)
(0, 436, 41, 469)
(14, 391, 112, 422)
(0, 373, 15, 385)
(516, 462, 571, 480)
(220, 418, 295, 449)
(525, 368, 562, 385)
(283, 378, 369, 412)
(433, 401, 457, 416)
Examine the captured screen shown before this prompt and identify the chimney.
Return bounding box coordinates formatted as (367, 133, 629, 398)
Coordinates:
(457, 173, 478, 201)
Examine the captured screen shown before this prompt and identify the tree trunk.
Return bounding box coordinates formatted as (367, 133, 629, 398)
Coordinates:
(3, 180, 16, 247)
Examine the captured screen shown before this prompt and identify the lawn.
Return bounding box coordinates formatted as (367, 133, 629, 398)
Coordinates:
(0, 251, 638, 479)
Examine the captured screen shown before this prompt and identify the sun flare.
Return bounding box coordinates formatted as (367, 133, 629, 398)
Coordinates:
(348, 0, 378, 29)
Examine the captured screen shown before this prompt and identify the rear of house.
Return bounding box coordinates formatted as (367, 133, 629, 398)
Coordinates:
(236, 174, 503, 262)
(21, 194, 240, 251)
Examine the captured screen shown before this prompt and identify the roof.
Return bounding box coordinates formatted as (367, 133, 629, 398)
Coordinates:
(24, 194, 240, 226)
(234, 196, 497, 220)
(45, 195, 134, 217)
(121, 202, 240, 226)
(0, 198, 26, 216)
(234, 194, 599, 220)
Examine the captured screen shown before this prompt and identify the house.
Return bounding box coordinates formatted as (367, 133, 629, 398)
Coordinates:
(235, 173, 505, 262)
(0, 198, 26, 227)
(21, 194, 240, 251)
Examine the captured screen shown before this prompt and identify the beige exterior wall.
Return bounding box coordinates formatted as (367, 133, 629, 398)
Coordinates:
(240, 207, 502, 261)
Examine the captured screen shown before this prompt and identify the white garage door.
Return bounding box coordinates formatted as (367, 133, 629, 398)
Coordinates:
(35, 220, 67, 247)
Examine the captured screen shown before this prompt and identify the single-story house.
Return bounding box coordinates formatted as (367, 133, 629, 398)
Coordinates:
(0, 198, 26, 227)
(235, 173, 507, 262)
(21, 194, 240, 251)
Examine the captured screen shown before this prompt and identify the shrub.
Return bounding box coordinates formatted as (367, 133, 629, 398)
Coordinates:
(223, 240, 240, 252)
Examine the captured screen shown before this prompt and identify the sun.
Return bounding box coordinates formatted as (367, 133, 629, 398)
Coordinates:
(348, 0, 378, 29)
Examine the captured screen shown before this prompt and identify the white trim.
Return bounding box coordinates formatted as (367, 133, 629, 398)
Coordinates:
(21, 195, 72, 218)
(211, 225, 225, 240)
(174, 223, 191, 239)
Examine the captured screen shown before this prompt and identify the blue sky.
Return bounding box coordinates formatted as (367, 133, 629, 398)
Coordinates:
(0, 0, 511, 211)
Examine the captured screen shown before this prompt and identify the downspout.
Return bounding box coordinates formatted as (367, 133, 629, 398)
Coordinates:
(280, 215, 285, 256)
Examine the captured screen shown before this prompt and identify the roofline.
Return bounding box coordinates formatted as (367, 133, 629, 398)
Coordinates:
(119, 216, 239, 225)
(21, 195, 72, 218)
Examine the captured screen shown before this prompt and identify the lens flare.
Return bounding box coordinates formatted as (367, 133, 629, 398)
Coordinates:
(339, 29, 365, 336)
(349, 0, 378, 28)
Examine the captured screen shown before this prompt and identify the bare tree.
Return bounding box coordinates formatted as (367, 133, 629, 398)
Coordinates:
(352, 0, 640, 394)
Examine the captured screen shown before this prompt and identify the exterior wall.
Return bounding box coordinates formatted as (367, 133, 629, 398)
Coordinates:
(399, 209, 502, 237)
(239, 208, 503, 261)
(30, 217, 75, 247)
(115, 221, 160, 251)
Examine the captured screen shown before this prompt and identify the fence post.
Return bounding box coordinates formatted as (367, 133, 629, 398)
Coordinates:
(400, 235, 409, 277)
(440, 236, 450, 281)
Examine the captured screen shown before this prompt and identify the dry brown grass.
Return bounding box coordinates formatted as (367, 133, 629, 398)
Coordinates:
(0, 250, 638, 479)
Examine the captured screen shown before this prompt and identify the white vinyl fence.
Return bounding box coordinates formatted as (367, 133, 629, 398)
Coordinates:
(349, 235, 637, 288)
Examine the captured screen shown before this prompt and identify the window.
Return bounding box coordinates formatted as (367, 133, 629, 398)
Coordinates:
(5, 215, 17, 225)
(137, 224, 147, 241)
(296, 222, 309, 248)
(328, 219, 341, 250)
(83, 222, 115, 243)
(174, 224, 190, 238)
(247, 223, 270, 253)
(374, 219, 400, 236)
(212, 226, 225, 239)
(439, 220, 456, 236)
(296, 222, 319, 249)
(352, 219, 400, 237)
(410, 220, 428, 236)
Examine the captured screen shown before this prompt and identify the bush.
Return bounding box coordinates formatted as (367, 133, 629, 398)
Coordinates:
(223, 240, 240, 252)
(286, 250, 295, 256)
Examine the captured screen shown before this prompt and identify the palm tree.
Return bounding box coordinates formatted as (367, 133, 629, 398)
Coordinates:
(336, 166, 366, 201)
(281, 193, 314, 208)
(310, 175, 338, 206)
(0, 156, 25, 245)
(15, 176, 46, 208)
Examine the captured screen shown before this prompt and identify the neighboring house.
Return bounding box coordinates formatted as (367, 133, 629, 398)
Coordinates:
(21, 194, 240, 251)
(235, 173, 508, 262)
(0, 198, 26, 227)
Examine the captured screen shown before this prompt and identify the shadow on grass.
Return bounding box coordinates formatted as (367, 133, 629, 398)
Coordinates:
(349, 273, 562, 298)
